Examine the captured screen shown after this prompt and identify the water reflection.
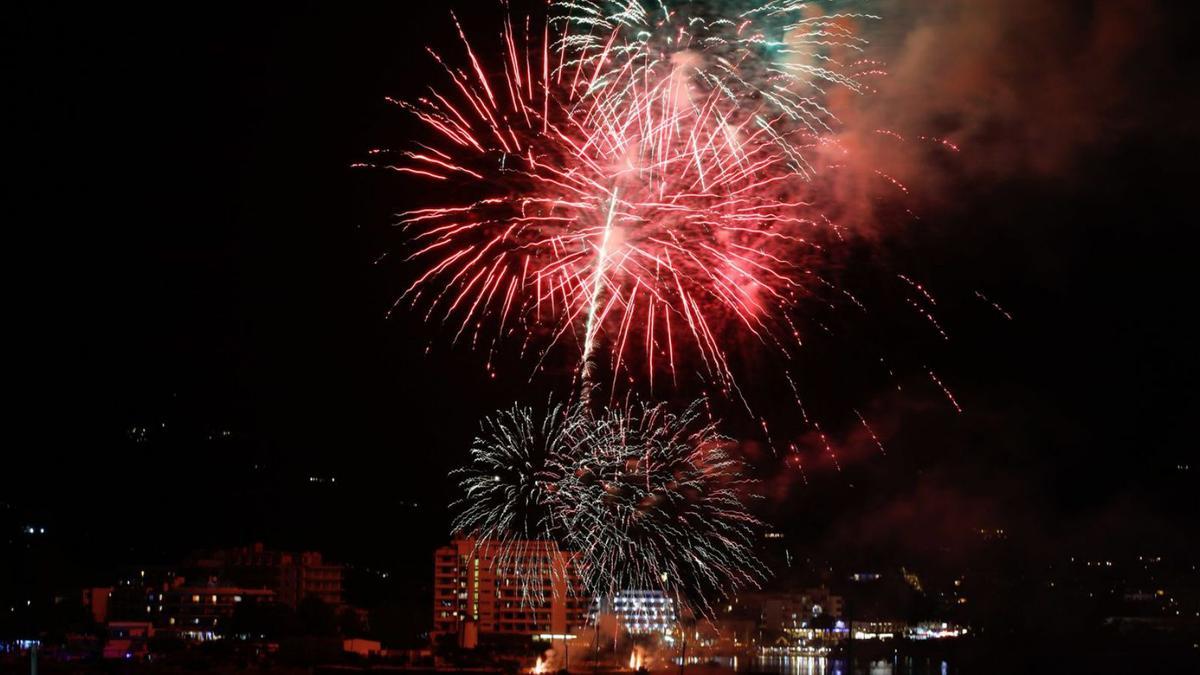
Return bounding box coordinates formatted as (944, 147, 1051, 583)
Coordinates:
(693, 654, 954, 675)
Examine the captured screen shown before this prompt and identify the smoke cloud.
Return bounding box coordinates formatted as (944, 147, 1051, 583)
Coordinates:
(828, 0, 1167, 216)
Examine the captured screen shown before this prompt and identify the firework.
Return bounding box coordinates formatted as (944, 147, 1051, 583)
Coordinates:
(449, 399, 577, 600)
(373, 0, 881, 403)
(451, 399, 572, 541)
(451, 397, 766, 615)
(555, 398, 767, 614)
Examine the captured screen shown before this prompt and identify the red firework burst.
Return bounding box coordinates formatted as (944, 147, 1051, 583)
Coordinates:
(365, 1, 881, 404)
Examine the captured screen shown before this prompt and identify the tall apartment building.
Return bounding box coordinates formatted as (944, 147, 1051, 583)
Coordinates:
(433, 538, 591, 638)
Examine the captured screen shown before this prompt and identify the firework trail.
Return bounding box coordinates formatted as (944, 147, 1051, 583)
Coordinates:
(369, 0, 883, 407)
(451, 397, 766, 615)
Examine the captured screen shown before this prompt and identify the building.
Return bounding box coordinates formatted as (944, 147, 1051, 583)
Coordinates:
(192, 543, 344, 608)
(713, 588, 849, 651)
(159, 586, 276, 640)
(84, 549, 330, 641)
(595, 591, 677, 636)
(746, 588, 844, 635)
(343, 638, 383, 657)
(850, 620, 906, 640)
(81, 587, 112, 624)
(102, 621, 154, 660)
(433, 538, 591, 639)
(97, 570, 277, 641)
(283, 551, 343, 607)
(103, 567, 181, 624)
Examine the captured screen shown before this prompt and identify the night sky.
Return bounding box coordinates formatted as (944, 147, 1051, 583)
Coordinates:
(7, 0, 1199, 591)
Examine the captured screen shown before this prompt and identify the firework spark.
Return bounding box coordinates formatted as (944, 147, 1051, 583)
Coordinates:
(451, 397, 766, 615)
(451, 399, 574, 542)
(555, 398, 767, 613)
(372, 0, 882, 404)
(449, 399, 576, 601)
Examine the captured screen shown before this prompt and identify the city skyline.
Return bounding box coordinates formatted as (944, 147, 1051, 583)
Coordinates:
(5, 0, 1199, 671)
